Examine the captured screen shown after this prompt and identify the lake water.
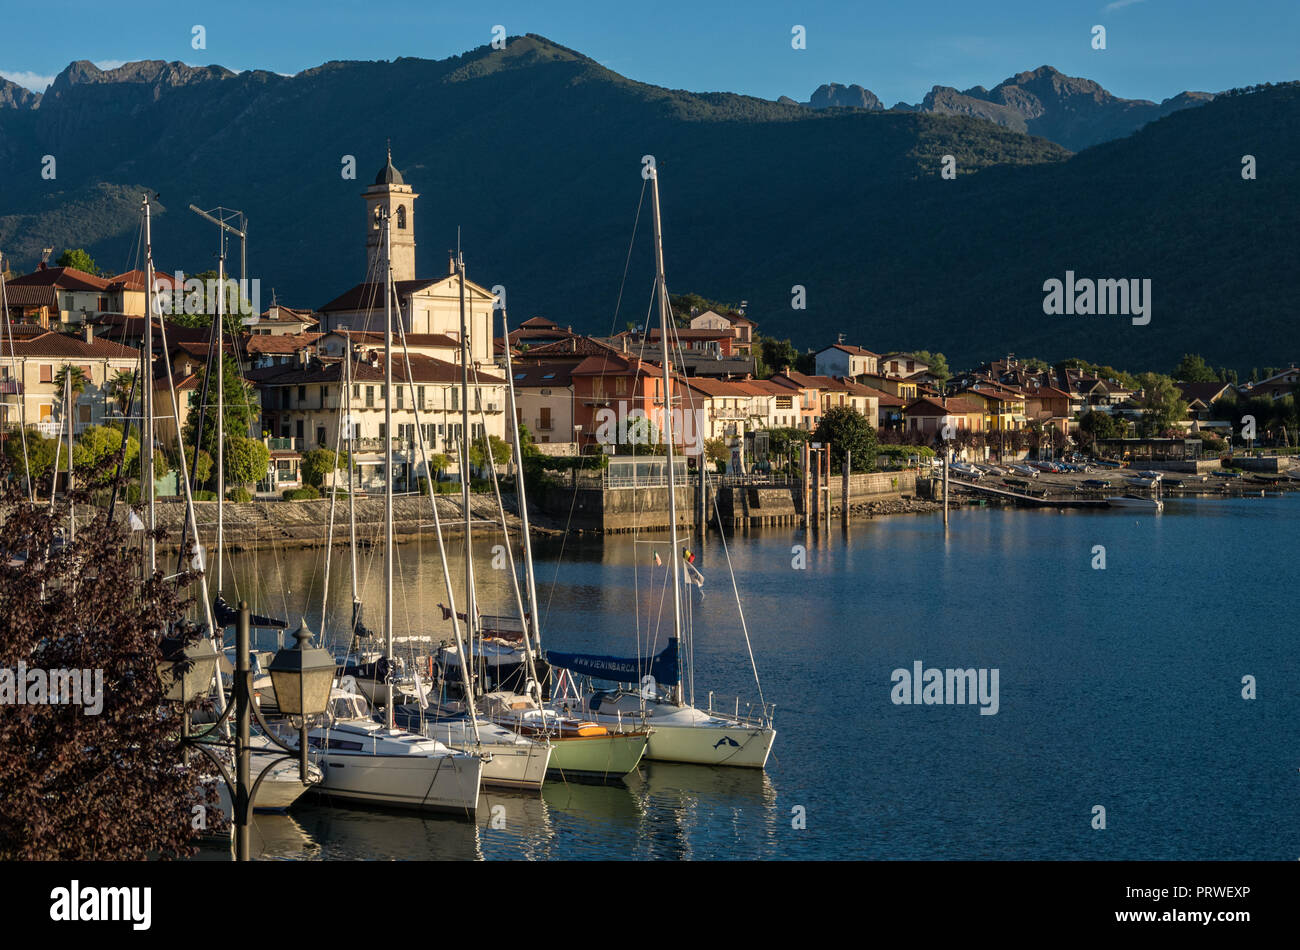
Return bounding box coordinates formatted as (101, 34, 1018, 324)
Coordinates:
(213, 495, 1300, 860)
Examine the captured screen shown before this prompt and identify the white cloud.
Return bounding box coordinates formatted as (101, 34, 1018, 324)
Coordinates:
(0, 69, 55, 92)
(1103, 0, 1146, 11)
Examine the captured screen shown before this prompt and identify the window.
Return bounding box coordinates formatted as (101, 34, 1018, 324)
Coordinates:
(316, 426, 326, 447)
(365, 386, 375, 407)
(451, 389, 459, 410)
(616, 377, 626, 395)
(540, 407, 552, 430)
(396, 205, 407, 229)
(352, 384, 360, 400)
(379, 423, 386, 439)
(417, 385, 425, 408)
(297, 386, 306, 403)
(40, 365, 52, 383)
(396, 387, 404, 409)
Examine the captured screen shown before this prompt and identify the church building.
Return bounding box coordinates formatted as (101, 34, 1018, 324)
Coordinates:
(316, 147, 499, 369)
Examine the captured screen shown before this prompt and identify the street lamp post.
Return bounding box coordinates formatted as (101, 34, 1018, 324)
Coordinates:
(161, 602, 334, 860)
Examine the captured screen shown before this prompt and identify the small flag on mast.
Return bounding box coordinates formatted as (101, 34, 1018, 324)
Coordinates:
(681, 548, 695, 564)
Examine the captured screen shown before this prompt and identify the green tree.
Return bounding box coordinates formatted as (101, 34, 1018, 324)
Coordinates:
(223, 437, 269, 487)
(54, 248, 100, 275)
(469, 434, 513, 471)
(183, 446, 213, 487)
(301, 447, 349, 489)
(52, 364, 88, 402)
(912, 351, 951, 386)
(1078, 409, 1120, 448)
(1174, 354, 1218, 382)
(2, 429, 59, 481)
(1136, 373, 1189, 436)
(811, 406, 877, 471)
(72, 425, 139, 473)
(703, 437, 729, 472)
(108, 368, 137, 415)
(757, 336, 800, 376)
(181, 354, 259, 467)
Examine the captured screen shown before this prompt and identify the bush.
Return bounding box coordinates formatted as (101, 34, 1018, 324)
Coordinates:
(192, 490, 217, 501)
(227, 487, 252, 503)
(281, 486, 320, 501)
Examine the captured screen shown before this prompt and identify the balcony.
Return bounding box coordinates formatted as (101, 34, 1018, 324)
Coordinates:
(267, 437, 302, 451)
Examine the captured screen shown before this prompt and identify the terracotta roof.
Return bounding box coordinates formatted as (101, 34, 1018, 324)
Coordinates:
(8, 265, 110, 292)
(625, 328, 732, 341)
(317, 280, 439, 312)
(5, 330, 137, 359)
(904, 396, 984, 416)
(3, 285, 58, 309)
(1176, 382, 1232, 404)
(823, 343, 879, 357)
(0, 322, 47, 338)
(326, 330, 460, 350)
(244, 333, 323, 355)
(318, 275, 495, 312)
(571, 352, 660, 377)
(519, 316, 559, 328)
(258, 354, 504, 387)
(519, 336, 621, 359)
(511, 362, 575, 387)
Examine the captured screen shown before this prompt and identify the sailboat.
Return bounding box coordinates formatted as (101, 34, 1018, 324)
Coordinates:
(409, 251, 646, 782)
(150, 198, 321, 812)
(545, 168, 777, 768)
(290, 207, 483, 814)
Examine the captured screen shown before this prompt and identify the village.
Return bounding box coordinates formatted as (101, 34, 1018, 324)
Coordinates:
(2, 155, 1297, 516)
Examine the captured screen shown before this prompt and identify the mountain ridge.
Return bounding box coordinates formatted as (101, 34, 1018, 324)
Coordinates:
(0, 35, 1295, 372)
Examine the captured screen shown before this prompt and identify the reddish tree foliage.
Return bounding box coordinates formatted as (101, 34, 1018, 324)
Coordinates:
(0, 463, 225, 859)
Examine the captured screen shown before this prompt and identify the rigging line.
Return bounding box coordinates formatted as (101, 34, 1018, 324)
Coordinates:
(708, 486, 765, 709)
(608, 177, 648, 337)
(391, 299, 479, 739)
(318, 361, 349, 643)
(0, 270, 34, 503)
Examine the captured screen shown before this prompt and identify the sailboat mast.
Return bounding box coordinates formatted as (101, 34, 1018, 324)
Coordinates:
(457, 249, 478, 691)
(215, 254, 225, 595)
(142, 197, 157, 573)
(383, 214, 395, 727)
(64, 372, 74, 542)
(649, 168, 685, 706)
(345, 341, 359, 604)
(500, 310, 542, 657)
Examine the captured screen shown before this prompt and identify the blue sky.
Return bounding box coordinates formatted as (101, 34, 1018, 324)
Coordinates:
(1, 0, 1296, 104)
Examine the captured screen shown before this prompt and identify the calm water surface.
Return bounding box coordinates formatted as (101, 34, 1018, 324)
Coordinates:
(209, 495, 1300, 860)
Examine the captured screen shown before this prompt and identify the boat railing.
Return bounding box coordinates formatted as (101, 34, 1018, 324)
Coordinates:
(705, 690, 775, 727)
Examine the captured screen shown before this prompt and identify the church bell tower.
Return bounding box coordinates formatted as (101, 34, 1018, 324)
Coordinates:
(363, 142, 418, 282)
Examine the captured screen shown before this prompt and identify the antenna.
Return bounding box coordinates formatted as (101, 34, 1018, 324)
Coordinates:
(189, 204, 254, 322)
